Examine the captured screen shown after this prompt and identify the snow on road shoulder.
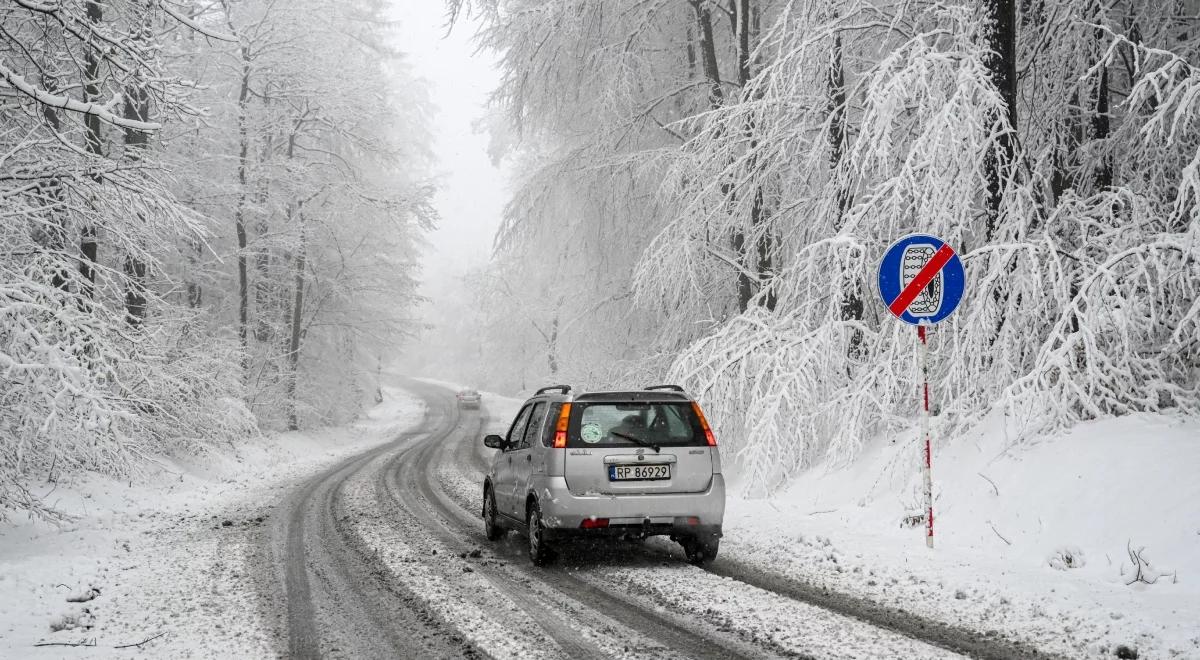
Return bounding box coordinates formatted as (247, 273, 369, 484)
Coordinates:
(0, 385, 425, 657)
(720, 412, 1200, 659)
(579, 563, 961, 659)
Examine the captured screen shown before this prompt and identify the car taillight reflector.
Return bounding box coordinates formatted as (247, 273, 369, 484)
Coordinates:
(580, 518, 609, 529)
(552, 402, 572, 448)
(691, 402, 717, 446)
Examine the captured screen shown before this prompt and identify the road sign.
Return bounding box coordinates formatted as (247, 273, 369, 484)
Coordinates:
(876, 234, 965, 325)
(877, 233, 966, 550)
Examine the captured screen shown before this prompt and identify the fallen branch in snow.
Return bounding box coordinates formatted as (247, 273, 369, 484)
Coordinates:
(66, 587, 100, 603)
(33, 638, 96, 647)
(977, 472, 1000, 496)
(1123, 541, 1176, 586)
(988, 521, 1012, 546)
(113, 631, 168, 649)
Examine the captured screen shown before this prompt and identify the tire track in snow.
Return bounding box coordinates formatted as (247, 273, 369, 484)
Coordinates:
(266, 422, 472, 658)
(371, 397, 616, 659)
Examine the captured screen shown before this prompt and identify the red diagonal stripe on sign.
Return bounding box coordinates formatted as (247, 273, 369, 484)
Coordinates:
(889, 243, 956, 318)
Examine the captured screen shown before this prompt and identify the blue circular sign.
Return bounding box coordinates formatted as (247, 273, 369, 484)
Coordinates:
(876, 234, 965, 325)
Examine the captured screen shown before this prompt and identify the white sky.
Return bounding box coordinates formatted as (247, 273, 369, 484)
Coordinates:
(387, 1, 505, 283)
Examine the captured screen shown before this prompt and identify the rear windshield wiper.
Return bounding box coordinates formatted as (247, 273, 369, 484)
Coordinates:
(610, 430, 660, 453)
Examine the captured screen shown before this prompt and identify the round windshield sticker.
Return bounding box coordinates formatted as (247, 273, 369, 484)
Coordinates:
(580, 423, 603, 444)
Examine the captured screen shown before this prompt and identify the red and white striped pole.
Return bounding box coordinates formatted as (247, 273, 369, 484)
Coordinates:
(918, 323, 933, 549)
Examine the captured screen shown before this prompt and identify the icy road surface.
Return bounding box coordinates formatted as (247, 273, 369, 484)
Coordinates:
(246, 380, 1043, 659)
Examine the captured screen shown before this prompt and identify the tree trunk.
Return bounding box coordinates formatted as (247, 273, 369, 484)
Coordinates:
(827, 20, 863, 352)
(37, 39, 69, 292)
(727, 0, 757, 311)
(739, 0, 776, 311)
(122, 14, 151, 327)
(546, 313, 559, 377)
(234, 47, 252, 370)
(254, 98, 275, 341)
(186, 236, 203, 308)
(690, 0, 723, 107)
(734, 0, 750, 88)
(286, 205, 306, 431)
(1091, 24, 1111, 191)
(751, 188, 776, 311)
(685, 24, 696, 80)
(983, 0, 1018, 241)
(80, 0, 103, 298)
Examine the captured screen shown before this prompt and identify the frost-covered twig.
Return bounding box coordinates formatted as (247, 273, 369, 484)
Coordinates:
(113, 631, 168, 649)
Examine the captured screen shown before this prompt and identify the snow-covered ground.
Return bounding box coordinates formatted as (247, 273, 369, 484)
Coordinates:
(0, 386, 425, 657)
(722, 411, 1200, 659)
(483, 390, 1199, 658)
(5, 380, 1195, 659)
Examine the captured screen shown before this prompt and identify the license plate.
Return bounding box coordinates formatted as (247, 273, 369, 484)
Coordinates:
(608, 464, 670, 481)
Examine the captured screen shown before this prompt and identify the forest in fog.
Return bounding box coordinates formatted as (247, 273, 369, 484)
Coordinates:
(0, 0, 432, 518)
(435, 0, 1200, 493)
(2, 0, 1199, 518)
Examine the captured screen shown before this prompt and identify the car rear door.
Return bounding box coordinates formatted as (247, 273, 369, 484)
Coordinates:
(493, 403, 532, 518)
(508, 401, 547, 517)
(562, 400, 714, 496)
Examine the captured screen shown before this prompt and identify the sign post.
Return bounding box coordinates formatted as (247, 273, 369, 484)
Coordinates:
(877, 234, 965, 549)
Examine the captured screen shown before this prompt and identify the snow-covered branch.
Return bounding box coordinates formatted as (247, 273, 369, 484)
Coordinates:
(0, 63, 161, 131)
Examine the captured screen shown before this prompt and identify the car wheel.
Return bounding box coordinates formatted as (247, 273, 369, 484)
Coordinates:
(483, 487, 504, 541)
(681, 535, 719, 566)
(527, 501, 554, 566)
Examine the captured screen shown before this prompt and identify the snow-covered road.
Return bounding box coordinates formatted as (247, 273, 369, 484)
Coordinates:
(249, 380, 1037, 659)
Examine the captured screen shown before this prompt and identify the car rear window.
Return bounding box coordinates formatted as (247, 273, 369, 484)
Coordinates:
(566, 402, 706, 448)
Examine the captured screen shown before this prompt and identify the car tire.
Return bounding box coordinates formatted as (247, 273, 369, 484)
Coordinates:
(527, 501, 554, 566)
(483, 487, 504, 541)
(681, 535, 719, 566)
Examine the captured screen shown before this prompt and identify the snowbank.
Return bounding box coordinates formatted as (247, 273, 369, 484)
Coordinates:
(723, 411, 1200, 658)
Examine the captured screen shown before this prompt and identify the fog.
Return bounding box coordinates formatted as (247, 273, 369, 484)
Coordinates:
(387, 2, 506, 387)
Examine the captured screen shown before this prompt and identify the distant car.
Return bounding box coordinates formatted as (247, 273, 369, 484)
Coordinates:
(481, 384, 724, 566)
(456, 389, 482, 409)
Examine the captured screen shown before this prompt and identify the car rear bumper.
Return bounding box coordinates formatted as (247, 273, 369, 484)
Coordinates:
(537, 474, 725, 534)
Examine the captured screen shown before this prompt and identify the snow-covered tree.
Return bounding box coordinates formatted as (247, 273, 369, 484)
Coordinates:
(462, 0, 1200, 494)
(0, 0, 254, 519)
(0, 0, 435, 519)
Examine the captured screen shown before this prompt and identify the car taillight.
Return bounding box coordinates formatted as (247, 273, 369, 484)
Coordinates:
(580, 517, 609, 529)
(552, 402, 572, 448)
(691, 402, 717, 446)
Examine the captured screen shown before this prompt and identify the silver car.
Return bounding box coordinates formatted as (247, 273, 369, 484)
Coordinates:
(456, 388, 482, 409)
(481, 385, 725, 566)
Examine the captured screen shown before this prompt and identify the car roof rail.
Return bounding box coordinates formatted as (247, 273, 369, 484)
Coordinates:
(644, 384, 685, 392)
(535, 384, 572, 395)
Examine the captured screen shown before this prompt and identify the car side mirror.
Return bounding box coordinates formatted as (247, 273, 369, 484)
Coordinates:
(483, 434, 504, 449)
